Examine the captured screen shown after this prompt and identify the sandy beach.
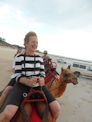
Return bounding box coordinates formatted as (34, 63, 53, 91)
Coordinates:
(0, 47, 16, 90)
(0, 46, 92, 122)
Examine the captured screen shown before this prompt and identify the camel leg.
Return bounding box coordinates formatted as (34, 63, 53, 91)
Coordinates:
(0, 105, 18, 122)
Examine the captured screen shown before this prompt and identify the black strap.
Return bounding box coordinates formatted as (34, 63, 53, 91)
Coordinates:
(20, 104, 31, 122)
(24, 54, 26, 76)
(34, 55, 36, 75)
(38, 103, 49, 122)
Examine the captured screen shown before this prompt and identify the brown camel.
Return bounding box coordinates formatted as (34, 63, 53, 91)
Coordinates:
(46, 68, 78, 97)
(10, 68, 78, 122)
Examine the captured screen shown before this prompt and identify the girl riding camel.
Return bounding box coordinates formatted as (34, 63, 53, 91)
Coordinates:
(0, 31, 61, 122)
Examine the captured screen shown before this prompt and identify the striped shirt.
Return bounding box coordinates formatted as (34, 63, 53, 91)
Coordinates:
(14, 54, 45, 84)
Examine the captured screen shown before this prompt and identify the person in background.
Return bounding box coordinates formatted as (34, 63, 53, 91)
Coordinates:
(42, 51, 59, 75)
(42, 50, 50, 63)
(42, 50, 51, 72)
(0, 46, 25, 108)
(0, 31, 61, 122)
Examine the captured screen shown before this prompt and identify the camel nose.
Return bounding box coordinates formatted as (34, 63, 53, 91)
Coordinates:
(73, 77, 78, 85)
(73, 80, 78, 85)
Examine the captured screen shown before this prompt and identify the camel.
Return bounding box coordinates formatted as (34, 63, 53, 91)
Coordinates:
(9, 67, 78, 122)
(45, 68, 78, 97)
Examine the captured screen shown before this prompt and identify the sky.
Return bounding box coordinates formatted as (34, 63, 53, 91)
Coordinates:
(0, 0, 92, 61)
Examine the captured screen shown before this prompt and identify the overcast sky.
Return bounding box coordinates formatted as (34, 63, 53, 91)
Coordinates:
(0, 0, 92, 61)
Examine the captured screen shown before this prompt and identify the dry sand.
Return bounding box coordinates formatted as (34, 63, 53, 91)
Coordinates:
(0, 46, 16, 90)
(0, 46, 92, 122)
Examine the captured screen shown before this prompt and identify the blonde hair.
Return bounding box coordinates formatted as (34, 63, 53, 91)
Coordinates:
(24, 31, 37, 45)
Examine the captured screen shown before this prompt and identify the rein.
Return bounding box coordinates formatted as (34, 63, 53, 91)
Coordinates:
(21, 89, 49, 122)
(45, 70, 60, 89)
(47, 73, 67, 90)
(20, 105, 30, 122)
(23, 54, 49, 122)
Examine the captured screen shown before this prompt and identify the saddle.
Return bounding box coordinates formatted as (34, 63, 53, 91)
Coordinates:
(11, 89, 52, 122)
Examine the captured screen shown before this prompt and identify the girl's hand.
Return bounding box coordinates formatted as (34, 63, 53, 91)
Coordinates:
(30, 77, 38, 85)
(38, 77, 45, 86)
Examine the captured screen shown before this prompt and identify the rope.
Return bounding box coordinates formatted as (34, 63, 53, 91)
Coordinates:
(20, 104, 31, 122)
(34, 101, 49, 122)
(42, 103, 49, 122)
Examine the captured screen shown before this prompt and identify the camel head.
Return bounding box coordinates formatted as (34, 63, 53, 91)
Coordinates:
(60, 68, 78, 85)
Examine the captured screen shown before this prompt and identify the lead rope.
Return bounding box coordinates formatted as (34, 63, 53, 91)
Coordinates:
(23, 54, 49, 122)
(34, 56, 49, 122)
(20, 104, 30, 122)
(22, 54, 37, 122)
(24, 54, 26, 76)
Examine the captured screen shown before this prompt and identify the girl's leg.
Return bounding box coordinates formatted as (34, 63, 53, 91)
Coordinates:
(0, 82, 30, 122)
(0, 86, 13, 107)
(41, 86, 61, 121)
(49, 100, 61, 121)
(0, 105, 18, 122)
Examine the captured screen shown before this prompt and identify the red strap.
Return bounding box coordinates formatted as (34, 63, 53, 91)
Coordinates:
(30, 106, 42, 122)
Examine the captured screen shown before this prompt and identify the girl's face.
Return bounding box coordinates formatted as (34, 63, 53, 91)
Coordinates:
(25, 36, 38, 53)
